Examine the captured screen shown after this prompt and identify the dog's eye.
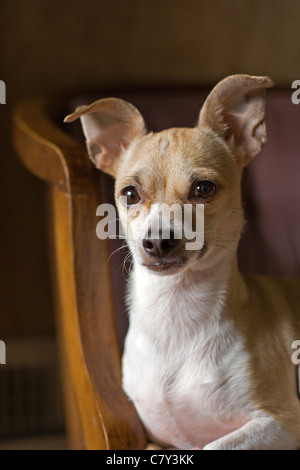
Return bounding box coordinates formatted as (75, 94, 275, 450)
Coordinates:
(194, 180, 218, 199)
(121, 186, 141, 206)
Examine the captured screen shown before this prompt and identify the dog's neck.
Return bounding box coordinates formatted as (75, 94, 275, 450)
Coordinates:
(128, 248, 247, 344)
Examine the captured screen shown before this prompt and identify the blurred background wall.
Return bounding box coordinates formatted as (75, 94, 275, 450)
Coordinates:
(0, 0, 300, 447)
(2, 0, 300, 337)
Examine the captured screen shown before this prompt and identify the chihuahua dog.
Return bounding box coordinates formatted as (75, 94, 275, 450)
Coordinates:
(65, 75, 300, 450)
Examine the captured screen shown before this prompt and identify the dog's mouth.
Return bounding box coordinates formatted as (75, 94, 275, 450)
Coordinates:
(142, 260, 187, 273)
(141, 244, 208, 274)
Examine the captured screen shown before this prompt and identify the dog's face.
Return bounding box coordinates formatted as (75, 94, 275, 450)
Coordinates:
(114, 126, 242, 274)
(64, 74, 274, 275)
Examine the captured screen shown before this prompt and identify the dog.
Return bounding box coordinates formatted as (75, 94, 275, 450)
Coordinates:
(64, 75, 300, 450)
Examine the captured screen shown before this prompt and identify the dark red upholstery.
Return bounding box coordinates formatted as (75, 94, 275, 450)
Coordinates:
(239, 90, 300, 277)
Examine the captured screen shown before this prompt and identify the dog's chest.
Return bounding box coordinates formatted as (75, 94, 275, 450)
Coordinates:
(122, 277, 254, 449)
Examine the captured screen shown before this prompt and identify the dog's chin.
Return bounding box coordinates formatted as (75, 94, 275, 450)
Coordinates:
(142, 260, 187, 275)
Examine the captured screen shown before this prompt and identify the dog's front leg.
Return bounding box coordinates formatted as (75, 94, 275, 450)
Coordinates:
(202, 417, 298, 450)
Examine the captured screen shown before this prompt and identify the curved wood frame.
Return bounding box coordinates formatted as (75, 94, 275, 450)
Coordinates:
(13, 98, 146, 450)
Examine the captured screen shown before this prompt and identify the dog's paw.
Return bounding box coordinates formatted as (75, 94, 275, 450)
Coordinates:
(145, 442, 163, 450)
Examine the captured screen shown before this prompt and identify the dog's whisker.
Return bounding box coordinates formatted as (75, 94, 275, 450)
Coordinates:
(106, 242, 129, 265)
(215, 243, 236, 255)
(122, 251, 133, 276)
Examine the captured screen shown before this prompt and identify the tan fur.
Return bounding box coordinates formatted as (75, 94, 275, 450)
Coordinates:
(228, 270, 300, 442)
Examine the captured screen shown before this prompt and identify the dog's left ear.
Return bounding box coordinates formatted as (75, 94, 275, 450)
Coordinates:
(198, 74, 274, 165)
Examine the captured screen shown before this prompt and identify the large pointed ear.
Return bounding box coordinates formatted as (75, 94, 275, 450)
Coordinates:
(198, 75, 275, 165)
(64, 98, 146, 176)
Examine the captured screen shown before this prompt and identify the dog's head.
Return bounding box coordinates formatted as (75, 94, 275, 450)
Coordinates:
(65, 75, 274, 275)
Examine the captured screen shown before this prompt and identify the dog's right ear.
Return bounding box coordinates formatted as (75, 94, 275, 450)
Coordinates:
(64, 98, 146, 176)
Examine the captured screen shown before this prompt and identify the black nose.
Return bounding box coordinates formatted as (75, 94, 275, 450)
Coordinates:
(142, 230, 178, 257)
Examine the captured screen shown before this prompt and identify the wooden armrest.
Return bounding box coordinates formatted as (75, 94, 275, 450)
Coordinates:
(13, 97, 92, 194)
(13, 97, 146, 449)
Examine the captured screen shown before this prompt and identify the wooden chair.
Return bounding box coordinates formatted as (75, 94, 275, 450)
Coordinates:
(13, 94, 148, 450)
(13, 87, 300, 450)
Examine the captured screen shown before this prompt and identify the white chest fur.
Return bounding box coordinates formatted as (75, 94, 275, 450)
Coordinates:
(122, 265, 257, 449)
